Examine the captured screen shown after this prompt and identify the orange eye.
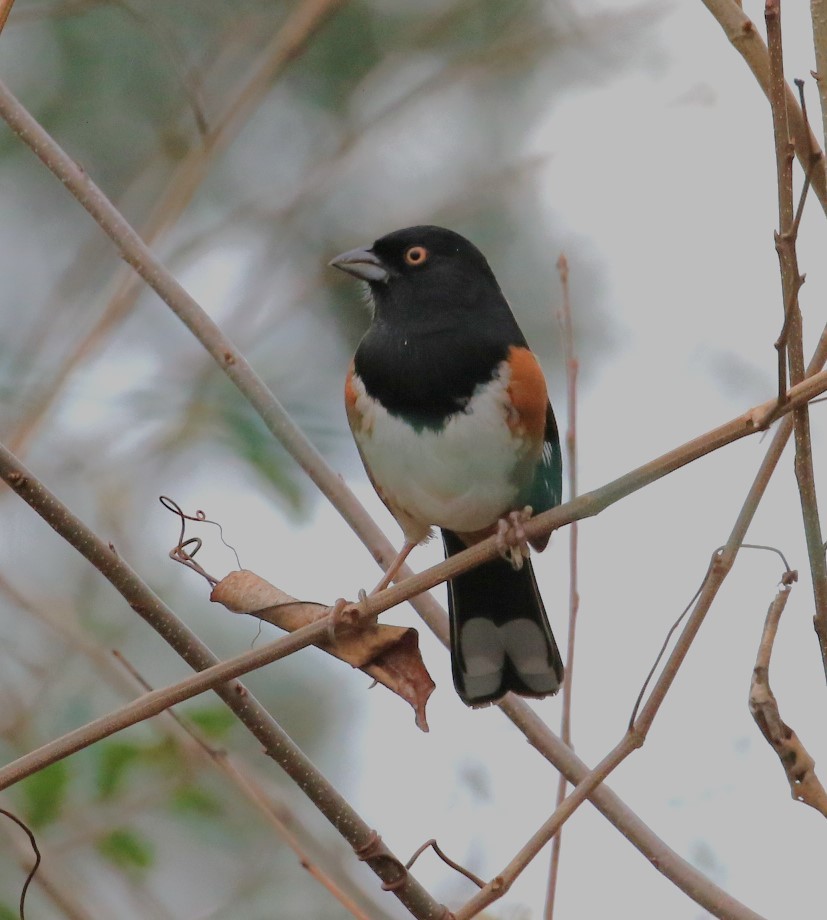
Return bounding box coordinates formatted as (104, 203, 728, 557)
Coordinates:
(403, 245, 429, 266)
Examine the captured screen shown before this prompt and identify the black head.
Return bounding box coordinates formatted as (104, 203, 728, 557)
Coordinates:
(329, 225, 508, 329)
(330, 226, 529, 426)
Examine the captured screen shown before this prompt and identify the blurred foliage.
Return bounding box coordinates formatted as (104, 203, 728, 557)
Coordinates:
(19, 760, 70, 829)
(185, 704, 237, 739)
(0, 0, 652, 915)
(97, 827, 155, 871)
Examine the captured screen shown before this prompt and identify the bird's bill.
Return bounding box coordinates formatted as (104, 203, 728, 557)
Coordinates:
(329, 247, 389, 283)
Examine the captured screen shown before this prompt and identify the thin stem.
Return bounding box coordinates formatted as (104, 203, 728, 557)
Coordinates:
(544, 253, 579, 920)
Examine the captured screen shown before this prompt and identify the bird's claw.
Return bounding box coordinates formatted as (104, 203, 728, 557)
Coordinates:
(496, 506, 533, 571)
(326, 597, 358, 645)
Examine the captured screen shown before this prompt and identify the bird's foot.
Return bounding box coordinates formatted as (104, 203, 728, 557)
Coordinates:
(496, 506, 533, 571)
(326, 596, 358, 645)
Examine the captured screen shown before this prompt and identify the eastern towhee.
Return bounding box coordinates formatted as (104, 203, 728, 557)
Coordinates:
(330, 225, 564, 707)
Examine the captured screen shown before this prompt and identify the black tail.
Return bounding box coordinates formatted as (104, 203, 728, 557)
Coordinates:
(442, 530, 564, 707)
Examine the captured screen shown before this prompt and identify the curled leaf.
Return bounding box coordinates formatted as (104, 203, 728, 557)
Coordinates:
(211, 570, 434, 731)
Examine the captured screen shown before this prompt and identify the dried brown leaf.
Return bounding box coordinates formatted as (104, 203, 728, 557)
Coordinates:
(211, 570, 434, 731)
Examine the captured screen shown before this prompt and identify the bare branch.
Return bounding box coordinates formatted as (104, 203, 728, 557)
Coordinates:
(0, 0, 16, 35)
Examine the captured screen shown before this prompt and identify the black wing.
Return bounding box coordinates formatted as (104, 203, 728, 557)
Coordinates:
(525, 401, 563, 518)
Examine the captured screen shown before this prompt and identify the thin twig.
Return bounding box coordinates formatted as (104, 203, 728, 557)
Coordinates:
(765, 1, 827, 682)
(405, 839, 485, 890)
(544, 253, 578, 920)
(701, 0, 827, 213)
(0, 805, 94, 920)
(0, 807, 39, 919)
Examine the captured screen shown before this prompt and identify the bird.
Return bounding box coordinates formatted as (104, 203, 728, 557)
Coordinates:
(330, 225, 564, 707)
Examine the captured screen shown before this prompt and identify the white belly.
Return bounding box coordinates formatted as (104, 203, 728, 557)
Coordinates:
(351, 365, 534, 538)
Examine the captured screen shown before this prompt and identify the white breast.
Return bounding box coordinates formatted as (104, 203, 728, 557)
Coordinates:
(351, 363, 535, 541)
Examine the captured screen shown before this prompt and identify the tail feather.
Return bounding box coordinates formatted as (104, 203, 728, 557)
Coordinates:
(442, 530, 564, 707)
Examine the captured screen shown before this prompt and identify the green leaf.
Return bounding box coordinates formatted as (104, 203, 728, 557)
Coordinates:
(97, 829, 154, 871)
(172, 786, 223, 817)
(20, 761, 70, 828)
(186, 705, 236, 739)
(0, 902, 19, 920)
(96, 741, 143, 800)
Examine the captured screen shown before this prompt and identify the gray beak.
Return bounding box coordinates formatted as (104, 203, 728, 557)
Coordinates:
(329, 247, 389, 283)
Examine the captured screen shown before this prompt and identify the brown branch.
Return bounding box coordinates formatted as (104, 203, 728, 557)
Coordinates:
(765, 1, 827, 681)
(749, 579, 827, 816)
(544, 253, 578, 920)
(701, 0, 827, 214)
(0, 0, 16, 34)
